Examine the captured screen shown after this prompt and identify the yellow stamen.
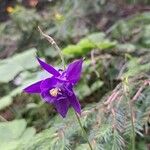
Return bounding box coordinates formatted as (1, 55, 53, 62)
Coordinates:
(49, 88, 60, 97)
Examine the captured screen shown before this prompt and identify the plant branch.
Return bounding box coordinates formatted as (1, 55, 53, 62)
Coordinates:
(123, 79, 135, 150)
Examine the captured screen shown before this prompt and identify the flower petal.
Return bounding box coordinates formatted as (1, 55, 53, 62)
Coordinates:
(53, 98, 70, 118)
(63, 83, 73, 96)
(68, 91, 81, 114)
(41, 90, 55, 103)
(23, 80, 42, 93)
(37, 57, 60, 76)
(66, 59, 83, 84)
(40, 77, 57, 91)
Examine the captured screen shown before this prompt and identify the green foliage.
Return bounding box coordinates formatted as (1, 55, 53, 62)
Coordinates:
(110, 12, 150, 48)
(10, 6, 40, 32)
(12, 79, 150, 150)
(0, 119, 36, 150)
(123, 57, 150, 78)
(0, 48, 37, 83)
(0, 1, 150, 150)
(63, 33, 116, 56)
(0, 87, 23, 111)
(76, 80, 103, 100)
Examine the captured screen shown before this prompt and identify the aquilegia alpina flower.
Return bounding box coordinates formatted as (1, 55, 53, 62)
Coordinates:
(24, 57, 83, 117)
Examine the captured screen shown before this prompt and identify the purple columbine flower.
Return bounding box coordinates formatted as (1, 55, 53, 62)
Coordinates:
(23, 57, 83, 118)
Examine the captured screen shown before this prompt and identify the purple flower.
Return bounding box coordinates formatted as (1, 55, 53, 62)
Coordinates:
(23, 57, 83, 118)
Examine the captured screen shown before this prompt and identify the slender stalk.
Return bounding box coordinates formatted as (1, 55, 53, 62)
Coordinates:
(123, 80, 135, 150)
(75, 112, 93, 150)
(38, 27, 93, 149)
(38, 26, 66, 69)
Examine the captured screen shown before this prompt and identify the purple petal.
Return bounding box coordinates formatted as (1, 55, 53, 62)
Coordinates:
(63, 84, 73, 96)
(37, 57, 60, 76)
(41, 90, 55, 103)
(68, 92, 81, 114)
(23, 80, 42, 93)
(40, 77, 57, 91)
(53, 98, 70, 118)
(66, 59, 83, 84)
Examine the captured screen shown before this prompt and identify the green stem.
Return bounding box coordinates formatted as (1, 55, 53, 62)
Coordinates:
(75, 112, 93, 150)
(53, 43, 66, 69)
(38, 26, 66, 69)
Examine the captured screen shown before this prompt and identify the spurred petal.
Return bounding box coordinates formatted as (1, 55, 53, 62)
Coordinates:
(66, 59, 83, 84)
(23, 80, 42, 93)
(37, 57, 60, 76)
(53, 98, 70, 118)
(68, 92, 81, 114)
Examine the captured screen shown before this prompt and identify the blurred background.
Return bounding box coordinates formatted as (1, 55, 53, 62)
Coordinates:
(0, 0, 150, 149)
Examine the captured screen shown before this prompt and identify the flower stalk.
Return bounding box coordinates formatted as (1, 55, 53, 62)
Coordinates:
(38, 26, 66, 69)
(38, 27, 93, 149)
(75, 112, 93, 150)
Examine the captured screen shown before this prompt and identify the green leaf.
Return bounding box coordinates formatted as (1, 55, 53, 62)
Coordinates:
(63, 45, 83, 56)
(0, 96, 12, 110)
(20, 127, 36, 141)
(78, 38, 95, 50)
(0, 62, 22, 83)
(0, 119, 26, 141)
(11, 48, 37, 69)
(0, 86, 23, 111)
(0, 48, 37, 83)
(96, 40, 116, 50)
(0, 141, 19, 150)
(90, 80, 103, 92)
(75, 83, 91, 100)
(63, 32, 116, 56)
(0, 120, 36, 150)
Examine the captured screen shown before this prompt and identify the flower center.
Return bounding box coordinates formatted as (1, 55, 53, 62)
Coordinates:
(49, 88, 61, 97)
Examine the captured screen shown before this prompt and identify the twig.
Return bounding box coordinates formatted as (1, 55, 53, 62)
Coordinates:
(132, 80, 150, 102)
(123, 79, 135, 150)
